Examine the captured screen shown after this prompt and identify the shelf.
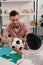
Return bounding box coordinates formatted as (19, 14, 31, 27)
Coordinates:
(1, 13, 36, 16)
(28, 26, 36, 28)
(0, 0, 36, 34)
(38, 11, 43, 14)
(1, 14, 9, 16)
(0, 0, 36, 3)
(2, 25, 36, 29)
(19, 13, 35, 16)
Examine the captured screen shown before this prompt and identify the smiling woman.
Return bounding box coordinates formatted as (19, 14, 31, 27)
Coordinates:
(10, 15, 20, 29)
(9, 10, 20, 29)
(1, 10, 30, 44)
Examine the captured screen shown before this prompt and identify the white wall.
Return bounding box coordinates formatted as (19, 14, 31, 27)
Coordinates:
(37, 0, 43, 35)
(1, 1, 34, 33)
(1, 2, 33, 25)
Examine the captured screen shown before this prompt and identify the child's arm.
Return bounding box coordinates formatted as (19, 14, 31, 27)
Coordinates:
(12, 46, 22, 56)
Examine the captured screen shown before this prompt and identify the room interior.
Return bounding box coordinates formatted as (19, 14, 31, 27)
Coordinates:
(0, 0, 43, 65)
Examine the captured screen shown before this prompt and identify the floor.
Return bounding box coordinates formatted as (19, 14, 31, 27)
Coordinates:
(22, 40, 43, 65)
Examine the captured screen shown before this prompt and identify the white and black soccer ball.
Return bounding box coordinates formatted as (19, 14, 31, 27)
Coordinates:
(12, 38, 24, 51)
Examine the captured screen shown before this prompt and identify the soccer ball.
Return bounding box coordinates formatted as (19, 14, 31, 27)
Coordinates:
(12, 38, 24, 51)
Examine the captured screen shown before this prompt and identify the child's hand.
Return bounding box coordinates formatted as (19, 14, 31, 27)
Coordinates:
(12, 45, 22, 56)
(17, 51, 22, 56)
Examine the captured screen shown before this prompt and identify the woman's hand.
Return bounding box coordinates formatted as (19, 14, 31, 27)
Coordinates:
(19, 37, 26, 43)
(7, 37, 13, 47)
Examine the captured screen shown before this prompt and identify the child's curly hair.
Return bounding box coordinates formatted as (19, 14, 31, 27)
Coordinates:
(26, 33, 42, 50)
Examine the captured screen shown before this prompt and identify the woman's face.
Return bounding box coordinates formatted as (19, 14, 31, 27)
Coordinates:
(10, 15, 20, 28)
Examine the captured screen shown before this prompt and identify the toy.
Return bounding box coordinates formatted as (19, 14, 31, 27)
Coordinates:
(29, 21, 36, 26)
(12, 38, 24, 51)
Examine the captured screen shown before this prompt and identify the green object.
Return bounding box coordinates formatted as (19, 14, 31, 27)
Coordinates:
(2, 53, 22, 63)
(2, 54, 10, 59)
(41, 15, 43, 18)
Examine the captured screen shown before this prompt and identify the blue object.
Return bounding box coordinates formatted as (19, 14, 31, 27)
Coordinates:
(0, 46, 12, 57)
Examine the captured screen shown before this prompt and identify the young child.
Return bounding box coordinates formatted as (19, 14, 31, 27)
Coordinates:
(0, 33, 42, 65)
(26, 33, 42, 50)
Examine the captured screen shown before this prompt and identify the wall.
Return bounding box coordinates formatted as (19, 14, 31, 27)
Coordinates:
(1, 1, 34, 33)
(37, 0, 43, 35)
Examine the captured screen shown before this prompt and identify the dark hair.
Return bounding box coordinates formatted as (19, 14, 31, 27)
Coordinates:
(26, 33, 42, 50)
(0, 37, 1, 42)
(10, 10, 19, 17)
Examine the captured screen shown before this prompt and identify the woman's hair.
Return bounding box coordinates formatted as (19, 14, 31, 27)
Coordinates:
(26, 33, 42, 50)
(10, 10, 19, 17)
